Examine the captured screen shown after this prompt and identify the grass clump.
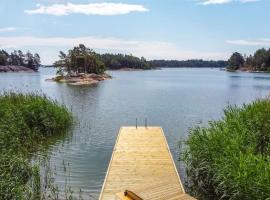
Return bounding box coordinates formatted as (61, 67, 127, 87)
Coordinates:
(0, 92, 73, 199)
(183, 99, 270, 200)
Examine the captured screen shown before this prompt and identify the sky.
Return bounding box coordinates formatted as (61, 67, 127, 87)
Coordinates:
(0, 0, 270, 64)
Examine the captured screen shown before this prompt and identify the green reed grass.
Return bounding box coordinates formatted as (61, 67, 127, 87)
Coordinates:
(183, 99, 270, 200)
(0, 92, 73, 200)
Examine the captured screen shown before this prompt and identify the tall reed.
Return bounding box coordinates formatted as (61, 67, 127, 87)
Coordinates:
(183, 99, 270, 200)
(0, 92, 73, 199)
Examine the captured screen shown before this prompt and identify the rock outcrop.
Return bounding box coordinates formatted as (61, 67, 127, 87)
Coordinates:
(47, 73, 111, 86)
(0, 66, 34, 72)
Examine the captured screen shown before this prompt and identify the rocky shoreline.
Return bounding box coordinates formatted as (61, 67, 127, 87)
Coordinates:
(0, 65, 34, 72)
(225, 67, 270, 73)
(47, 73, 112, 86)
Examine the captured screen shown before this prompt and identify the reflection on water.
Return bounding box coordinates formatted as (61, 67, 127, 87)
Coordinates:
(1, 68, 270, 198)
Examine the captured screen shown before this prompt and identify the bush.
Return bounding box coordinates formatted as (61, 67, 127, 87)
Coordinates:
(183, 99, 270, 200)
(0, 92, 73, 199)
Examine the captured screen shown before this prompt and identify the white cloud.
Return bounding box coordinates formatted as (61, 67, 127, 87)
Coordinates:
(0, 36, 228, 64)
(0, 27, 17, 33)
(226, 39, 270, 46)
(200, 0, 232, 5)
(24, 2, 148, 16)
(239, 0, 260, 2)
(199, 0, 260, 5)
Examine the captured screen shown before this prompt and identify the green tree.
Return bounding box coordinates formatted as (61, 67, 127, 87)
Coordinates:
(54, 44, 106, 74)
(18, 50, 25, 66)
(110, 59, 121, 69)
(25, 51, 34, 70)
(253, 48, 269, 70)
(245, 55, 254, 68)
(10, 51, 20, 66)
(267, 49, 270, 67)
(227, 52, 245, 70)
(33, 53, 41, 71)
(0, 50, 8, 65)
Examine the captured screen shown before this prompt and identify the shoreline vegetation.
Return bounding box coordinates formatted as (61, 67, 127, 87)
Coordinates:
(50, 44, 230, 85)
(0, 92, 73, 199)
(0, 50, 41, 72)
(183, 99, 270, 199)
(227, 48, 270, 72)
(148, 59, 228, 68)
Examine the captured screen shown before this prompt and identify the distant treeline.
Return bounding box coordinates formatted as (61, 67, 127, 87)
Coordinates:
(0, 50, 41, 71)
(227, 48, 270, 72)
(148, 59, 228, 68)
(54, 44, 152, 75)
(99, 53, 150, 70)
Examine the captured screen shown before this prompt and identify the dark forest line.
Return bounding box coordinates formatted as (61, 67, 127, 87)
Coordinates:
(53, 44, 228, 74)
(227, 48, 270, 72)
(148, 59, 228, 68)
(5, 46, 270, 73)
(0, 50, 41, 71)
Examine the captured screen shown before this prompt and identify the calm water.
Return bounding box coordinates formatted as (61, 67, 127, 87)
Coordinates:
(1, 68, 270, 198)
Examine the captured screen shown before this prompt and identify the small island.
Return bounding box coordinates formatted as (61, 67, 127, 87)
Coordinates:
(50, 44, 153, 85)
(227, 48, 270, 72)
(0, 50, 41, 72)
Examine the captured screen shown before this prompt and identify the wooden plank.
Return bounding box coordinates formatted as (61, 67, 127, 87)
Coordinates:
(99, 127, 186, 200)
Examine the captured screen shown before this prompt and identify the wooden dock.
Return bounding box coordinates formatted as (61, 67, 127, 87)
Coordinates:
(99, 127, 195, 200)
